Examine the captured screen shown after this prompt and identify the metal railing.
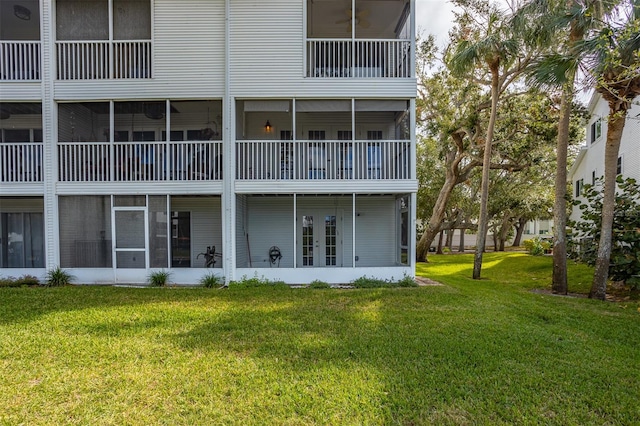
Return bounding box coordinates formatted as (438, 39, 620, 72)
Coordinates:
(0, 41, 41, 80)
(306, 39, 411, 78)
(236, 140, 411, 180)
(0, 143, 43, 182)
(56, 40, 152, 80)
(58, 141, 222, 182)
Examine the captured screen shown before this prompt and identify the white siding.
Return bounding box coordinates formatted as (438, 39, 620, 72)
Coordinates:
(354, 196, 396, 267)
(230, 0, 303, 94)
(245, 196, 295, 268)
(569, 94, 640, 222)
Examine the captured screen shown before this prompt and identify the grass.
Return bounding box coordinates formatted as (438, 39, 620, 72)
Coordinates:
(0, 252, 638, 425)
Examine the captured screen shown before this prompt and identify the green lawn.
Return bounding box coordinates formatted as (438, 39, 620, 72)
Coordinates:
(1, 253, 639, 425)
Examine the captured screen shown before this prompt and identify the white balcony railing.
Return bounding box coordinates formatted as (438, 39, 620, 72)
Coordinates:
(0, 41, 41, 80)
(0, 143, 43, 182)
(58, 141, 222, 182)
(236, 140, 411, 180)
(56, 40, 152, 80)
(307, 39, 411, 78)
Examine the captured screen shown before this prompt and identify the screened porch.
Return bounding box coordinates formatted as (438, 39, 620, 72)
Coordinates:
(235, 98, 412, 181)
(57, 100, 223, 182)
(305, 0, 411, 78)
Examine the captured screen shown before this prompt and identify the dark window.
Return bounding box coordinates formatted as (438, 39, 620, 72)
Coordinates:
(575, 179, 583, 197)
(171, 212, 191, 267)
(590, 119, 602, 144)
(617, 156, 622, 175)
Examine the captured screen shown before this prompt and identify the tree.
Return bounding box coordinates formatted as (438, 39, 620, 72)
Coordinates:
(448, 0, 528, 278)
(570, 177, 640, 289)
(583, 12, 640, 299)
(515, 0, 638, 298)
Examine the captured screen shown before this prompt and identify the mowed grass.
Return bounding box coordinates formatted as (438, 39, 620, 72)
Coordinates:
(0, 253, 638, 425)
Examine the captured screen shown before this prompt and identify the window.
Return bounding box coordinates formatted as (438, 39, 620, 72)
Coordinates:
(590, 119, 602, 144)
(171, 212, 191, 267)
(592, 170, 596, 185)
(575, 179, 584, 197)
(0, 213, 45, 268)
(617, 156, 622, 175)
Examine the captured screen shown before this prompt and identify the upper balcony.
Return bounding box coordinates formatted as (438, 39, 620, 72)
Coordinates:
(57, 100, 222, 182)
(235, 99, 412, 183)
(305, 0, 411, 79)
(0, 1, 41, 81)
(0, 102, 43, 184)
(55, 0, 152, 80)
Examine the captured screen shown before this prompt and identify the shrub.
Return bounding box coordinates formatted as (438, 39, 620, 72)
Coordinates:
(200, 273, 224, 288)
(523, 237, 552, 256)
(228, 275, 288, 289)
(352, 275, 419, 288)
(148, 270, 172, 287)
(0, 275, 40, 287)
(569, 176, 640, 286)
(309, 279, 331, 289)
(45, 267, 74, 287)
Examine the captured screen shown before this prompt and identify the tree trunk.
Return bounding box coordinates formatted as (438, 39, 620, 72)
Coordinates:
(473, 66, 500, 279)
(446, 230, 454, 251)
(512, 217, 527, 247)
(436, 231, 444, 254)
(493, 229, 499, 252)
(590, 105, 627, 299)
(416, 181, 457, 260)
(552, 82, 573, 294)
(459, 229, 465, 252)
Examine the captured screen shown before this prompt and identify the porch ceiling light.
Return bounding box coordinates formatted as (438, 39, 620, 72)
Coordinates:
(14, 5, 31, 21)
(264, 120, 272, 133)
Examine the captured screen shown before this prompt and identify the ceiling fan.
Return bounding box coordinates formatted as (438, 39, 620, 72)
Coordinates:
(335, 8, 370, 32)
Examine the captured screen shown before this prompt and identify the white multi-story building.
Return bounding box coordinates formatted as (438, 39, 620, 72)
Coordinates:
(569, 93, 640, 222)
(0, 0, 417, 285)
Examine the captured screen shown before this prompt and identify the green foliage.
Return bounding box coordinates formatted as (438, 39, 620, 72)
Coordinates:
(0, 275, 40, 287)
(351, 274, 418, 288)
(569, 177, 640, 287)
(308, 280, 331, 289)
(147, 270, 171, 287)
(45, 267, 74, 287)
(199, 273, 224, 289)
(228, 275, 288, 289)
(523, 237, 552, 256)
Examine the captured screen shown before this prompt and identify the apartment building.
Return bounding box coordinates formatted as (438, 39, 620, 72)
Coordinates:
(0, 0, 417, 284)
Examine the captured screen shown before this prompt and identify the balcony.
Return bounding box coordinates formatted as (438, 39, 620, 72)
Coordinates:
(58, 141, 222, 182)
(305, 0, 411, 79)
(0, 143, 43, 182)
(56, 40, 152, 80)
(0, 41, 41, 81)
(55, 0, 151, 80)
(306, 39, 410, 78)
(236, 139, 410, 180)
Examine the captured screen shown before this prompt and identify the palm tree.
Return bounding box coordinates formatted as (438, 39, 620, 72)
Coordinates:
(583, 11, 640, 299)
(448, 2, 521, 279)
(514, 0, 625, 294)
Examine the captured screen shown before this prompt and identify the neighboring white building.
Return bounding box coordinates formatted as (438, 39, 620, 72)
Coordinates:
(0, 0, 417, 285)
(569, 93, 640, 222)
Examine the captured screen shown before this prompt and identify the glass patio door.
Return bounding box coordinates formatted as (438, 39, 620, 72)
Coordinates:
(299, 211, 340, 267)
(113, 207, 148, 280)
